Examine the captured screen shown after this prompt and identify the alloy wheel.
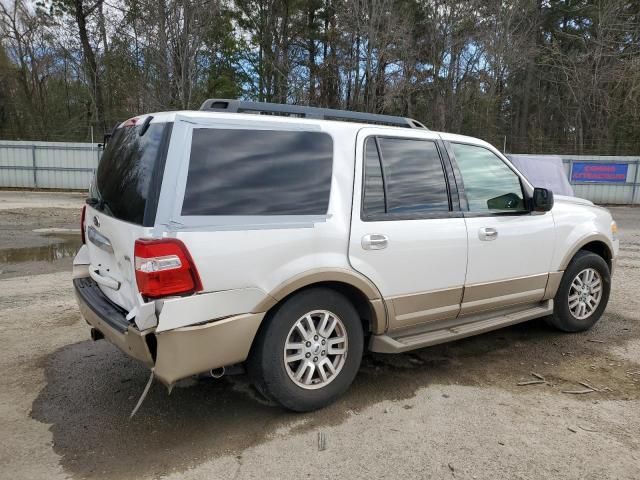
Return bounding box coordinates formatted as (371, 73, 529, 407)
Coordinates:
(568, 268, 603, 320)
(283, 310, 348, 390)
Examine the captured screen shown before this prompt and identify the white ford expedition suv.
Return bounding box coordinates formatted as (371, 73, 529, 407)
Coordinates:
(73, 99, 618, 412)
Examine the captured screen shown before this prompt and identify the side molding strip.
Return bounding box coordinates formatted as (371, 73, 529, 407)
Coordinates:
(387, 287, 463, 331)
(460, 274, 548, 315)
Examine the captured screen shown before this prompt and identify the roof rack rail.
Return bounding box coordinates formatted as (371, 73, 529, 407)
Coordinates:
(198, 99, 427, 129)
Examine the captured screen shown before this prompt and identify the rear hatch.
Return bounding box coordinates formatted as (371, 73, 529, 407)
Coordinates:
(84, 118, 172, 311)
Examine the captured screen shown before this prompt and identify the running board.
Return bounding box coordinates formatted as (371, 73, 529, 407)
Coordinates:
(369, 300, 553, 354)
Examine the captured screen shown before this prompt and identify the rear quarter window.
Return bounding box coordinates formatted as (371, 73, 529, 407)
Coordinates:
(181, 128, 333, 216)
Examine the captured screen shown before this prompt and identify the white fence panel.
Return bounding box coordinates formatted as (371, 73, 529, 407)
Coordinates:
(0, 141, 639, 205)
(0, 142, 34, 187)
(0, 141, 99, 189)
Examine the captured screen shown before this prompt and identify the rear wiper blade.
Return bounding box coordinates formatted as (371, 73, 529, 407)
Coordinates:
(101, 121, 121, 147)
(139, 116, 153, 136)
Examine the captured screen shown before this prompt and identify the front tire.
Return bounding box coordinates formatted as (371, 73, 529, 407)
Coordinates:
(248, 288, 364, 412)
(548, 250, 611, 332)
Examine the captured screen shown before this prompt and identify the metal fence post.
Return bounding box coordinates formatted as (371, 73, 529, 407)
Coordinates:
(31, 145, 37, 188)
(632, 160, 639, 205)
(568, 159, 574, 184)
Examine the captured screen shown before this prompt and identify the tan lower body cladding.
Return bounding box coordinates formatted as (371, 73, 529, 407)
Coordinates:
(79, 271, 565, 386)
(153, 313, 264, 385)
(386, 272, 564, 331)
(77, 287, 265, 386)
(388, 288, 463, 330)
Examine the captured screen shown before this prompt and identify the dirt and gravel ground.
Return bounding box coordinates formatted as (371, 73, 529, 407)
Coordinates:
(0, 191, 638, 480)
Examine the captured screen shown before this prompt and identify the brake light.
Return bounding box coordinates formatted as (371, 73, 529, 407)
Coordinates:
(134, 239, 202, 298)
(80, 205, 87, 244)
(121, 116, 139, 127)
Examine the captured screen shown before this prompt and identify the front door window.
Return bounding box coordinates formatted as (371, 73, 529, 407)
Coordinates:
(451, 143, 526, 213)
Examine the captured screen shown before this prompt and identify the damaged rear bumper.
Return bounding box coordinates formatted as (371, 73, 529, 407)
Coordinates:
(73, 276, 264, 385)
(74, 277, 155, 367)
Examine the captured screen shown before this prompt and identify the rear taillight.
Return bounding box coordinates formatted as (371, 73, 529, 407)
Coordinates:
(80, 205, 87, 244)
(134, 239, 202, 299)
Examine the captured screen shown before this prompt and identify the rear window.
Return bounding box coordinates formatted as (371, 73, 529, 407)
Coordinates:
(181, 128, 333, 216)
(93, 122, 171, 225)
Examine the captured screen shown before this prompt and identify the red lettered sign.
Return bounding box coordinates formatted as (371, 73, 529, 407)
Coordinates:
(571, 163, 628, 183)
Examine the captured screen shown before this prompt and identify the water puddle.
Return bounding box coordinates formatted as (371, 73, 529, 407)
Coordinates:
(0, 235, 82, 264)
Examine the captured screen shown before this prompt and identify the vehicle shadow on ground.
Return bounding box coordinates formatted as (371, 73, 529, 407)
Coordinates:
(31, 315, 639, 480)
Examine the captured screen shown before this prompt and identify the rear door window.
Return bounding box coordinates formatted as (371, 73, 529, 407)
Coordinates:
(362, 136, 450, 219)
(181, 128, 333, 216)
(362, 137, 386, 216)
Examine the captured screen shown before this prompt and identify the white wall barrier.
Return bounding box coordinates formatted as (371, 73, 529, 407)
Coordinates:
(0, 140, 638, 204)
(0, 141, 100, 190)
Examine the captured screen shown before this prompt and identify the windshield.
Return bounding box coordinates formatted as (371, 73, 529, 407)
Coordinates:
(91, 122, 171, 225)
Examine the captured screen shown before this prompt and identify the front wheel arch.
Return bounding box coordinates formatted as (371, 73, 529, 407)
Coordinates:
(560, 237, 613, 272)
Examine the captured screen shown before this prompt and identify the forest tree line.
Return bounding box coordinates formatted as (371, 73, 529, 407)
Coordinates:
(1, 0, 639, 154)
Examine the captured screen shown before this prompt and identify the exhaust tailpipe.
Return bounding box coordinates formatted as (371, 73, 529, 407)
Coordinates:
(90, 328, 104, 341)
(210, 367, 225, 379)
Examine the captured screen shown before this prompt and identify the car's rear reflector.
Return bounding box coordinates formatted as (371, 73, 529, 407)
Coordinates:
(134, 238, 202, 298)
(80, 205, 87, 244)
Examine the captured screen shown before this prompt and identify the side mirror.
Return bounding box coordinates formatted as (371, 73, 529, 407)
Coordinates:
(532, 187, 554, 212)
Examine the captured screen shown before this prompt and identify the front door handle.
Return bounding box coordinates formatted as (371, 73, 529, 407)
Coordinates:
(478, 227, 498, 241)
(362, 234, 388, 250)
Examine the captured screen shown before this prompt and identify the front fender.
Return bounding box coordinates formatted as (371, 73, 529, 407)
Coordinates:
(551, 201, 617, 272)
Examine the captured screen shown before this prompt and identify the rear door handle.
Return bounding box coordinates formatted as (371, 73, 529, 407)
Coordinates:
(478, 227, 498, 241)
(362, 234, 388, 250)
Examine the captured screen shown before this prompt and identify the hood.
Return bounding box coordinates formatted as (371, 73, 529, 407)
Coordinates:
(553, 194, 613, 217)
(554, 195, 595, 207)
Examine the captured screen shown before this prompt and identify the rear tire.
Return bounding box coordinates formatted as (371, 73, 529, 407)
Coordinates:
(248, 287, 364, 412)
(547, 250, 611, 332)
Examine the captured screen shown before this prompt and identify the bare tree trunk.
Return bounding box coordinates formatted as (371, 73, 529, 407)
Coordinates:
(97, 0, 109, 117)
(275, 1, 290, 103)
(307, 5, 317, 104)
(72, 0, 105, 131)
(157, 0, 171, 107)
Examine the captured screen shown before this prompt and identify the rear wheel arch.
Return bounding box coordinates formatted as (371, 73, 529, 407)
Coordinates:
(253, 269, 387, 335)
(299, 281, 377, 334)
(250, 281, 380, 356)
